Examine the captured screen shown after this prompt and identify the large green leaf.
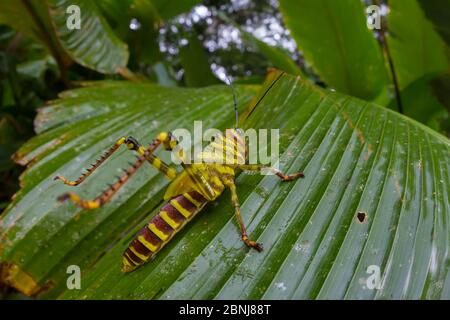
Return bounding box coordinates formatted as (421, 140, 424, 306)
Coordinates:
(96, 0, 161, 65)
(390, 75, 449, 134)
(386, 0, 449, 133)
(431, 74, 450, 112)
(0, 0, 47, 42)
(278, 0, 389, 101)
(179, 31, 220, 87)
(387, 0, 449, 91)
(0, 0, 71, 68)
(418, 0, 450, 46)
(217, 12, 304, 77)
(47, 0, 129, 74)
(0, 0, 129, 74)
(1, 71, 449, 299)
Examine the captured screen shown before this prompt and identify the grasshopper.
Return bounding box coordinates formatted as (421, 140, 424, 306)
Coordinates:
(55, 78, 304, 272)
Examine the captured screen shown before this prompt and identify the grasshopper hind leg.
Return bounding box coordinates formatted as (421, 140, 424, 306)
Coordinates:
(55, 132, 180, 209)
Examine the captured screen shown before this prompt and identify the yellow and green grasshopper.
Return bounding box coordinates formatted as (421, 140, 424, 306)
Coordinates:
(55, 78, 304, 272)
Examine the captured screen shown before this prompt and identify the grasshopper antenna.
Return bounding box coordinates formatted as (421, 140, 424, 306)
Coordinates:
(225, 74, 239, 128)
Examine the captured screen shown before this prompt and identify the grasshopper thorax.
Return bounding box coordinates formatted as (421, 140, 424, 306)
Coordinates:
(204, 128, 246, 166)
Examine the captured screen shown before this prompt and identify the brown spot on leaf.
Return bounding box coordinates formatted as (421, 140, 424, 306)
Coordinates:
(365, 143, 373, 161)
(13, 136, 64, 166)
(356, 211, 368, 223)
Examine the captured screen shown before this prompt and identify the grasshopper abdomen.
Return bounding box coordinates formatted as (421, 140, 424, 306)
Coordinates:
(122, 190, 208, 272)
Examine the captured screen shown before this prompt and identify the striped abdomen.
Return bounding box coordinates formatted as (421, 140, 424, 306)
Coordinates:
(122, 190, 208, 272)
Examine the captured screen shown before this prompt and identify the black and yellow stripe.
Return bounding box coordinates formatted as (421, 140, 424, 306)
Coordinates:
(134, 133, 177, 180)
(143, 151, 177, 180)
(122, 190, 208, 272)
(201, 129, 246, 166)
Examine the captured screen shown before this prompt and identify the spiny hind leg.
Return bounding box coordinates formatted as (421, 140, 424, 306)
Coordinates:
(54, 133, 178, 186)
(54, 136, 149, 186)
(227, 181, 263, 252)
(58, 155, 147, 209)
(57, 133, 181, 209)
(237, 164, 304, 181)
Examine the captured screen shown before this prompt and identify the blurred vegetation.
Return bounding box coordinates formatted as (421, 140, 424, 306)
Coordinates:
(0, 26, 62, 209)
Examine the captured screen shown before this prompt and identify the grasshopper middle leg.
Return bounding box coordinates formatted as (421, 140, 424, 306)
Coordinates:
(226, 180, 263, 252)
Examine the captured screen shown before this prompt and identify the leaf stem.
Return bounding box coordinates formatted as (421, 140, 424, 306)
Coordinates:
(116, 67, 143, 82)
(374, 0, 403, 114)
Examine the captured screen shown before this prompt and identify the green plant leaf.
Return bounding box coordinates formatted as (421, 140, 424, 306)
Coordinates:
(1, 71, 449, 299)
(150, 0, 202, 21)
(217, 12, 304, 77)
(179, 31, 220, 87)
(430, 74, 450, 112)
(418, 0, 450, 46)
(153, 62, 178, 87)
(0, 0, 130, 74)
(96, 0, 162, 65)
(387, 0, 449, 90)
(0, 0, 72, 68)
(47, 0, 129, 74)
(278, 0, 389, 100)
(386, 0, 450, 133)
(0, 0, 45, 42)
(390, 75, 449, 135)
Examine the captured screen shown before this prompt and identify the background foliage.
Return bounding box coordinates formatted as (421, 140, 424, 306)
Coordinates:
(0, 0, 449, 299)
